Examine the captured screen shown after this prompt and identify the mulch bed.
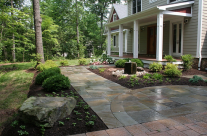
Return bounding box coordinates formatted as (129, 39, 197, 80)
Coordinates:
(88, 66, 207, 90)
(1, 70, 107, 136)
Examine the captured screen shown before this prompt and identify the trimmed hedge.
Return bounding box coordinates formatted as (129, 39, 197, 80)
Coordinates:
(131, 59, 144, 67)
(35, 67, 61, 85)
(115, 59, 127, 68)
(42, 74, 70, 92)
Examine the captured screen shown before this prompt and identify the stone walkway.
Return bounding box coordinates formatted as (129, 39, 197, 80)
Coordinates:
(61, 66, 207, 136)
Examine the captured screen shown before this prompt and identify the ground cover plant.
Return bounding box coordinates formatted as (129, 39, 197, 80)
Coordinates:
(88, 66, 207, 89)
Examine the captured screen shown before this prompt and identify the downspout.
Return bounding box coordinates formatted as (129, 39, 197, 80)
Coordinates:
(197, 0, 203, 70)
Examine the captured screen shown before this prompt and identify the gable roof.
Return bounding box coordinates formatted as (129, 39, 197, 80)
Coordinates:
(113, 4, 127, 19)
(108, 4, 127, 23)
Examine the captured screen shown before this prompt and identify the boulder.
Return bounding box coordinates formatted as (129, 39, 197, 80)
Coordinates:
(19, 97, 76, 127)
(108, 68, 117, 72)
(137, 67, 144, 71)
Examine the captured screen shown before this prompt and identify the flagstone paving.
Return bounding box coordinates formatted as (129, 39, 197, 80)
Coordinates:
(61, 66, 207, 136)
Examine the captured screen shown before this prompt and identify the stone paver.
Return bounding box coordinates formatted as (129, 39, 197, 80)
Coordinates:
(106, 127, 132, 136)
(60, 66, 207, 136)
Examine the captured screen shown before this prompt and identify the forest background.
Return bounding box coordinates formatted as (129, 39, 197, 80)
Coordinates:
(0, 0, 120, 62)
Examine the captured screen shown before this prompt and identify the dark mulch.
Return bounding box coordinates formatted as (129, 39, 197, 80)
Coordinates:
(1, 71, 108, 136)
(88, 67, 207, 90)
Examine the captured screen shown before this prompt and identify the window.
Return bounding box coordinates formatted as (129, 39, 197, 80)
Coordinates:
(133, 0, 141, 14)
(113, 36, 116, 46)
(113, 13, 117, 21)
(169, 0, 190, 3)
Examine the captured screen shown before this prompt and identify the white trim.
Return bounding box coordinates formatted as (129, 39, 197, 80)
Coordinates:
(163, 11, 192, 17)
(107, 27, 111, 55)
(125, 29, 128, 52)
(119, 24, 123, 57)
(158, 1, 194, 10)
(156, 11, 164, 61)
(196, 0, 203, 58)
(181, 18, 184, 56)
(133, 20, 139, 58)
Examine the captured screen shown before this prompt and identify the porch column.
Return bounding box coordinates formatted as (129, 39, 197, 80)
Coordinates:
(133, 20, 139, 58)
(107, 27, 111, 56)
(156, 12, 163, 61)
(119, 24, 123, 57)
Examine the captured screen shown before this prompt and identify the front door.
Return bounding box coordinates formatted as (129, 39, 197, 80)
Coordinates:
(147, 26, 156, 54)
(172, 22, 182, 56)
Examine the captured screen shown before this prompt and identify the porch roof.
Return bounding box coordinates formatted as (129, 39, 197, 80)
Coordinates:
(106, 1, 194, 28)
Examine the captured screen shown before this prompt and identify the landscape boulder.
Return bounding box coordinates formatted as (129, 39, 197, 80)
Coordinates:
(19, 97, 76, 127)
(137, 67, 144, 71)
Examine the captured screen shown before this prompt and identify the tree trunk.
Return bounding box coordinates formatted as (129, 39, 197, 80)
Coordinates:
(76, 0, 79, 58)
(11, 0, 15, 62)
(0, 23, 7, 60)
(33, 0, 45, 63)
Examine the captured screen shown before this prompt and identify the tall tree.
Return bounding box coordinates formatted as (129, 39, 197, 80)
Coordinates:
(11, 0, 15, 62)
(33, 0, 44, 63)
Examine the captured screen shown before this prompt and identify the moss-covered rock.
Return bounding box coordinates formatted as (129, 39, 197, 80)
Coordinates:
(19, 97, 76, 127)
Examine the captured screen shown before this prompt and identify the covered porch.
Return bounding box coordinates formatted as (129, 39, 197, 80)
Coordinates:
(106, 1, 194, 62)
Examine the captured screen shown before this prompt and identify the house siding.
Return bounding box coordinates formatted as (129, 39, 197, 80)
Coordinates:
(139, 21, 170, 55)
(142, 0, 167, 11)
(127, 30, 133, 53)
(201, 1, 207, 57)
(111, 33, 126, 53)
(183, 0, 198, 57)
(128, 0, 132, 16)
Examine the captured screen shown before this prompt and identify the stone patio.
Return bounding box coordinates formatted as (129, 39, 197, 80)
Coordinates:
(61, 66, 207, 136)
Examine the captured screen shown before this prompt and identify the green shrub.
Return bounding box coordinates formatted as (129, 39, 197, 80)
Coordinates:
(42, 74, 70, 92)
(35, 67, 61, 85)
(152, 73, 163, 80)
(79, 58, 87, 65)
(143, 75, 150, 79)
(131, 59, 144, 67)
(118, 75, 127, 80)
(164, 55, 176, 62)
(181, 54, 194, 70)
(99, 68, 106, 73)
(115, 59, 127, 68)
(189, 75, 203, 83)
(89, 65, 103, 70)
(149, 62, 163, 72)
(36, 60, 58, 72)
(60, 60, 69, 66)
(123, 58, 131, 62)
(164, 63, 182, 77)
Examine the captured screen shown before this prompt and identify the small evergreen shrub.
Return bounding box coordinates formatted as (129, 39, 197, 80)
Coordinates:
(181, 54, 194, 70)
(131, 59, 144, 67)
(60, 60, 69, 66)
(189, 75, 203, 83)
(115, 59, 127, 68)
(42, 74, 70, 92)
(164, 55, 176, 62)
(79, 58, 87, 65)
(35, 67, 61, 85)
(152, 73, 163, 80)
(164, 63, 182, 77)
(36, 60, 58, 72)
(149, 62, 163, 72)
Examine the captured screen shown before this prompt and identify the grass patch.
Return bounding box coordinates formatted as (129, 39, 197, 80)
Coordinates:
(0, 63, 34, 128)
